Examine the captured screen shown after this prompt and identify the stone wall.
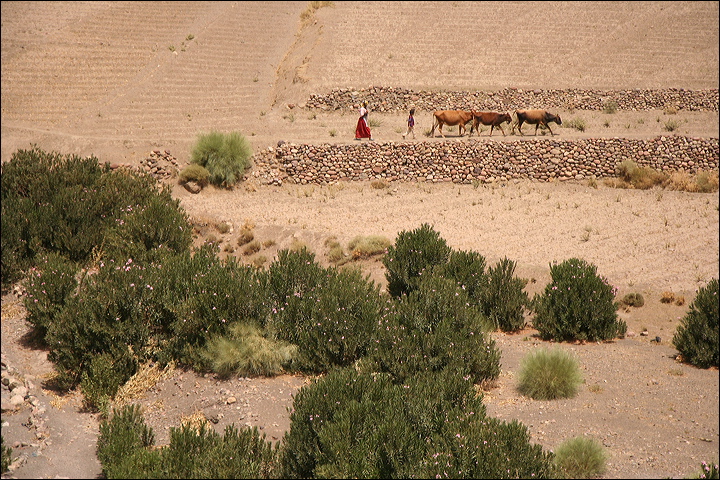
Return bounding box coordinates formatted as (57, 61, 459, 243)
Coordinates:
(251, 136, 719, 186)
(303, 87, 719, 113)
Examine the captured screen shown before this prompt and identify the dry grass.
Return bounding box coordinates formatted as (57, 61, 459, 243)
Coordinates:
(242, 240, 261, 255)
(347, 235, 391, 259)
(111, 361, 176, 411)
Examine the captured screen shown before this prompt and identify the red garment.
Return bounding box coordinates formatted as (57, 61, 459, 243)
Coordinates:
(355, 117, 371, 138)
(355, 111, 371, 139)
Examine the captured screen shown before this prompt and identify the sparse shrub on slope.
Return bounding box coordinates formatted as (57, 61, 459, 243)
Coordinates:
(383, 223, 451, 298)
(532, 258, 626, 342)
(190, 130, 253, 188)
(673, 278, 719, 368)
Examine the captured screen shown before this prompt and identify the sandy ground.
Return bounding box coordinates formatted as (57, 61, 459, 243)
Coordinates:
(1, 2, 718, 479)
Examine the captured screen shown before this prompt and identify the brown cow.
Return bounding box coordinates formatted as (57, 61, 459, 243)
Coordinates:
(513, 109, 563, 136)
(469, 111, 512, 137)
(430, 110, 474, 138)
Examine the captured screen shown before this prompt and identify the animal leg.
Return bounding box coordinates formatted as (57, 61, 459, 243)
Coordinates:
(439, 122, 446, 138)
(498, 124, 506, 136)
(546, 123, 555, 136)
(534, 123, 539, 136)
(516, 120, 524, 136)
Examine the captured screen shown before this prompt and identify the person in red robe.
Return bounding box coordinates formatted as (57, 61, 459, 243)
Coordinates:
(355, 101, 373, 140)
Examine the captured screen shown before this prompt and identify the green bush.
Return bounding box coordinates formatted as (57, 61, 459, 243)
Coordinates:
(97, 404, 155, 476)
(437, 249, 487, 301)
(81, 350, 139, 414)
(98, 404, 279, 478)
(266, 257, 386, 374)
(159, 424, 278, 478)
(22, 252, 79, 340)
(482, 257, 529, 332)
(1, 436, 11, 473)
(101, 187, 193, 265)
(45, 261, 153, 391)
(691, 461, 719, 479)
(280, 368, 554, 479)
(615, 159, 666, 189)
(517, 347, 583, 400)
(383, 223, 452, 298)
(532, 258, 626, 342)
(553, 436, 607, 478)
(1, 147, 187, 291)
(672, 278, 719, 368)
(200, 322, 296, 377)
(602, 99, 618, 114)
(369, 275, 499, 384)
(621, 292, 645, 307)
(190, 131, 253, 188)
(149, 245, 268, 369)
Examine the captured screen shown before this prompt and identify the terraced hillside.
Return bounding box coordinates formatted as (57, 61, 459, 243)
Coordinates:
(2, 1, 718, 165)
(1, 3, 718, 480)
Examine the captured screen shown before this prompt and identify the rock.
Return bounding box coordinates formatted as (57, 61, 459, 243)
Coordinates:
(183, 181, 202, 194)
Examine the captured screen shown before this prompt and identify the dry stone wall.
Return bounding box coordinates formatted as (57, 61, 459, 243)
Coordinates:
(251, 136, 719, 186)
(304, 87, 719, 113)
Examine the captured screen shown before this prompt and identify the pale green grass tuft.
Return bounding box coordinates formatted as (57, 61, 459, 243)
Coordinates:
(201, 323, 296, 377)
(553, 436, 608, 479)
(518, 347, 583, 400)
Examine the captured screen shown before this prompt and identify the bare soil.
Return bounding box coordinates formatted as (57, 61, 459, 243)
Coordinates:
(1, 2, 718, 479)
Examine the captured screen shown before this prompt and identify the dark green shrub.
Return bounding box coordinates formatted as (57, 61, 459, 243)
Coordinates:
(97, 404, 155, 476)
(98, 405, 278, 478)
(383, 223, 452, 298)
(1, 436, 11, 473)
(159, 424, 278, 478)
(553, 436, 608, 478)
(81, 350, 138, 413)
(532, 258, 626, 342)
(1, 147, 185, 291)
(45, 262, 153, 391)
(264, 248, 326, 309)
(482, 257, 529, 332)
(436, 249, 487, 300)
(517, 347, 583, 400)
(190, 130, 253, 187)
(673, 278, 719, 368)
(267, 260, 386, 374)
(280, 368, 554, 479)
(22, 252, 78, 340)
(369, 275, 499, 384)
(149, 245, 268, 369)
(1, 148, 110, 289)
(101, 186, 193, 265)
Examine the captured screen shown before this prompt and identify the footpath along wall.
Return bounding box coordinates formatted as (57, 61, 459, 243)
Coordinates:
(251, 135, 719, 186)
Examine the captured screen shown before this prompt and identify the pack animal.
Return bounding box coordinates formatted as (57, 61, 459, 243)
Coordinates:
(429, 110, 474, 138)
(513, 109, 562, 136)
(469, 111, 512, 137)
